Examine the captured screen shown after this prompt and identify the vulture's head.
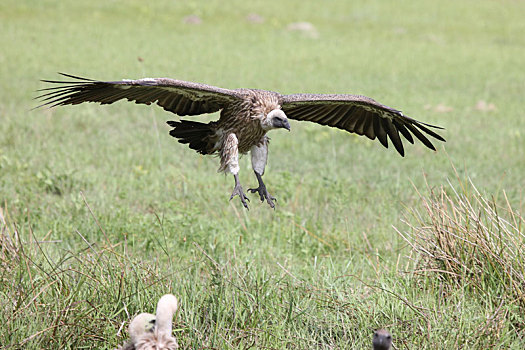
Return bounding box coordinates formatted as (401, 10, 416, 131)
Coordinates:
(372, 329, 392, 350)
(128, 313, 156, 343)
(262, 109, 291, 132)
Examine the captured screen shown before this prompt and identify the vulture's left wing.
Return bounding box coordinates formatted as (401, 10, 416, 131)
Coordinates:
(281, 93, 445, 156)
(36, 73, 242, 116)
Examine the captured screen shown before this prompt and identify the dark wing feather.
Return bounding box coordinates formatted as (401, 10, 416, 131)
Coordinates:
(281, 93, 445, 156)
(35, 73, 242, 116)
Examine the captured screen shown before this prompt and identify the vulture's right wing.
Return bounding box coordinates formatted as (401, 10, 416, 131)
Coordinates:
(36, 73, 242, 116)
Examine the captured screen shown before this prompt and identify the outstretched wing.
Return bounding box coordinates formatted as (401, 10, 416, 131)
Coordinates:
(36, 73, 242, 116)
(281, 93, 445, 156)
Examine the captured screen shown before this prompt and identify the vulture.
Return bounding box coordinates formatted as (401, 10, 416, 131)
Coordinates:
(117, 313, 156, 350)
(372, 329, 392, 350)
(37, 73, 445, 209)
(117, 294, 179, 350)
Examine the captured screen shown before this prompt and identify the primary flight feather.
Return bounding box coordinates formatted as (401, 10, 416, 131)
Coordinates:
(37, 73, 445, 209)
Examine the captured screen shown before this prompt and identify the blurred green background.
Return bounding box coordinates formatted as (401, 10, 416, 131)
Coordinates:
(1, 0, 524, 348)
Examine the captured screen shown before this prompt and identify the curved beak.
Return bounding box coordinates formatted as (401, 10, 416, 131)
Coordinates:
(283, 119, 291, 131)
(269, 109, 291, 131)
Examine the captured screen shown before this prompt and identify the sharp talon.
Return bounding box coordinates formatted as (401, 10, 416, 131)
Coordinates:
(248, 187, 264, 202)
(231, 180, 250, 209)
(248, 185, 276, 208)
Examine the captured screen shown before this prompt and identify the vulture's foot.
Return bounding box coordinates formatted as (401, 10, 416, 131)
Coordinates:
(248, 185, 276, 209)
(248, 171, 276, 209)
(230, 174, 250, 209)
(230, 185, 250, 209)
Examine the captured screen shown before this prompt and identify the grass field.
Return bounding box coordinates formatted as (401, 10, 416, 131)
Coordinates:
(1, 0, 525, 348)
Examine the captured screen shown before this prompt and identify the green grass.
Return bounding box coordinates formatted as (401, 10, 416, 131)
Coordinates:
(1, 0, 525, 348)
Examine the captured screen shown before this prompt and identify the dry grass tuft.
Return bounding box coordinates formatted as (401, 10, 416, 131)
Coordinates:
(398, 174, 525, 313)
(0, 206, 21, 279)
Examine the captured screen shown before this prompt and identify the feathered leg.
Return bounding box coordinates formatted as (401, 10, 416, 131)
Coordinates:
(248, 137, 276, 209)
(221, 133, 249, 209)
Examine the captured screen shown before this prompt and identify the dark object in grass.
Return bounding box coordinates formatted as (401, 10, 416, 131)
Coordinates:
(36, 73, 445, 209)
(117, 294, 179, 350)
(373, 329, 392, 350)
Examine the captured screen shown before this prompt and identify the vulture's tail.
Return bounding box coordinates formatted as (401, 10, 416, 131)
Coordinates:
(167, 120, 215, 155)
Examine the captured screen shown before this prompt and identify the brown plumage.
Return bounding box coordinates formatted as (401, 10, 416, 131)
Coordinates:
(37, 73, 445, 209)
(117, 294, 179, 350)
(372, 329, 392, 350)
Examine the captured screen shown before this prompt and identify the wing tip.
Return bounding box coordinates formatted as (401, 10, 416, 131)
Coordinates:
(58, 72, 95, 81)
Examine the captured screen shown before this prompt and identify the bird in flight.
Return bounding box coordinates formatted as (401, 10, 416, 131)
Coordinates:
(36, 73, 445, 209)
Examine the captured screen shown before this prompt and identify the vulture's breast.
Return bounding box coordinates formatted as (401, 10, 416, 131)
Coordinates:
(218, 90, 279, 154)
